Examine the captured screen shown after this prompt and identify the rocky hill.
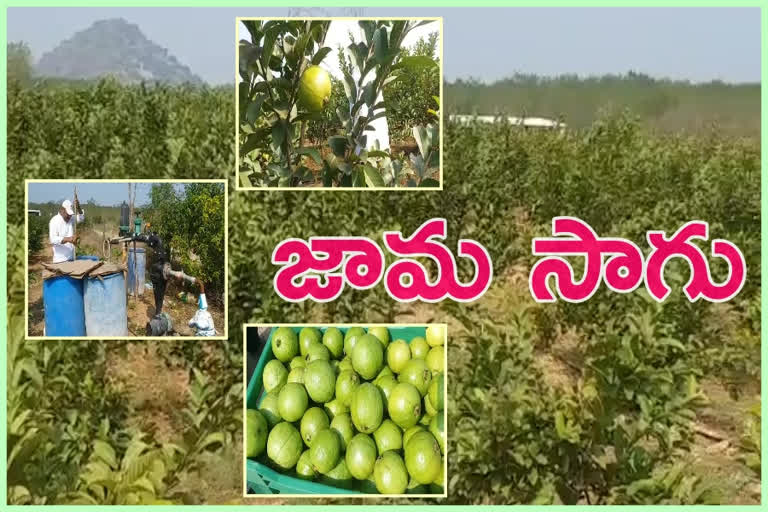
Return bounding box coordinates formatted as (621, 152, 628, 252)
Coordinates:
(37, 18, 202, 85)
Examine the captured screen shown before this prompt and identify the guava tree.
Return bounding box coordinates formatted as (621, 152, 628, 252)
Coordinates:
(238, 20, 333, 187)
(325, 19, 440, 187)
(238, 19, 440, 188)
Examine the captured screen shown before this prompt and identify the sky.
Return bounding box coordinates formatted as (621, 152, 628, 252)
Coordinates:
(27, 182, 184, 207)
(7, 7, 761, 85)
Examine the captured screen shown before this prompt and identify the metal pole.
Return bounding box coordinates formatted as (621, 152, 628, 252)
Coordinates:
(72, 185, 77, 260)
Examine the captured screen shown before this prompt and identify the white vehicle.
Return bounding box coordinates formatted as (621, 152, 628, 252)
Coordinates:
(449, 114, 566, 131)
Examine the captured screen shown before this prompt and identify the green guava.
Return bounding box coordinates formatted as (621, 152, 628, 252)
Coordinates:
(352, 334, 384, 380)
(300, 406, 330, 447)
(322, 327, 344, 359)
(271, 327, 299, 362)
(351, 382, 384, 433)
(266, 422, 303, 470)
(345, 433, 377, 480)
(386, 340, 411, 374)
(298, 65, 332, 112)
(246, 409, 268, 458)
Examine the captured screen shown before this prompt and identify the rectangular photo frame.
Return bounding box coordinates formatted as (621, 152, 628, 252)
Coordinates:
(25, 178, 229, 341)
(242, 323, 448, 499)
(236, 17, 444, 191)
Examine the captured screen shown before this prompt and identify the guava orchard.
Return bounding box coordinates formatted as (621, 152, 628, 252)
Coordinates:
(271, 219, 494, 303)
(529, 217, 747, 303)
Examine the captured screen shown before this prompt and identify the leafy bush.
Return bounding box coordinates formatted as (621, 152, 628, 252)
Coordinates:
(27, 214, 45, 253)
(144, 182, 226, 297)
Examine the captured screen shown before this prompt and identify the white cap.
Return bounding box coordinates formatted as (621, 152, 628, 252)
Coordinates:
(61, 199, 74, 215)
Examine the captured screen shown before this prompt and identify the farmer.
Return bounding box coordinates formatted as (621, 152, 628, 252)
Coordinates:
(48, 197, 85, 263)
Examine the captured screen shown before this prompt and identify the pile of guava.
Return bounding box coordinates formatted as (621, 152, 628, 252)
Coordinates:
(246, 325, 446, 495)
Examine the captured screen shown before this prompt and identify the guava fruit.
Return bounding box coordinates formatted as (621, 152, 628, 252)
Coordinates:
(304, 359, 336, 403)
(424, 395, 438, 417)
(246, 409, 268, 458)
(374, 451, 408, 494)
(351, 382, 384, 433)
(267, 422, 303, 470)
(290, 356, 306, 370)
(386, 340, 411, 374)
(376, 366, 394, 380)
(404, 431, 441, 484)
(373, 419, 403, 454)
(335, 370, 360, 407)
(409, 336, 430, 359)
(309, 428, 341, 474)
(388, 382, 422, 429)
(346, 433, 377, 480)
(322, 327, 344, 359)
(287, 366, 305, 384)
(375, 374, 398, 402)
(352, 334, 384, 380)
(277, 382, 309, 422)
(343, 327, 366, 355)
(319, 459, 355, 489)
(429, 413, 445, 454)
(306, 343, 330, 363)
(263, 359, 288, 394)
(398, 359, 432, 396)
(258, 391, 282, 427)
(299, 327, 322, 356)
(367, 326, 390, 348)
(425, 346, 444, 374)
(295, 449, 316, 480)
(426, 325, 445, 347)
(324, 399, 348, 420)
(428, 373, 444, 411)
(403, 425, 425, 448)
(338, 357, 353, 373)
(298, 65, 332, 112)
(300, 406, 330, 447)
(271, 327, 299, 362)
(330, 412, 355, 452)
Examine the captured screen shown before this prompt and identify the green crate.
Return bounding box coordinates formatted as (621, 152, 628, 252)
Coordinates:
(245, 325, 429, 495)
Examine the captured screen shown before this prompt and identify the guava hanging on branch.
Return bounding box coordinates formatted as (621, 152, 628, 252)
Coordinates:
(238, 20, 333, 187)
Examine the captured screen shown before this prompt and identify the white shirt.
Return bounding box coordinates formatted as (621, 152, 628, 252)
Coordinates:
(49, 211, 85, 263)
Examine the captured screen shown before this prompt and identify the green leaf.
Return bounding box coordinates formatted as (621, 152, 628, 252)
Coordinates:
(342, 71, 357, 103)
(271, 120, 286, 149)
(359, 21, 376, 44)
(261, 28, 279, 71)
(311, 47, 332, 65)
(197, 432, 225, 452)
(419, 178, 439, 188)
(367, 150, 389, 158)
(244, 95, 264, 124)
(328, 136, 348, 157)
(363, 166, 385, 187)
(241, 20, 262, 43)
(295, 147, 322, 164)
(93, 440, 118, 469)
(239, 171, 254, 188)
(395, 55, 438, 72)
(413, 125, 430, 159)
(372, 27, 388, 64)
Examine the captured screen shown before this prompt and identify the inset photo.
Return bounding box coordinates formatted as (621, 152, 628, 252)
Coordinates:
(244, 324, 446, 497)
(25, 179, 227, 339)
(237, 18, 442, 189)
